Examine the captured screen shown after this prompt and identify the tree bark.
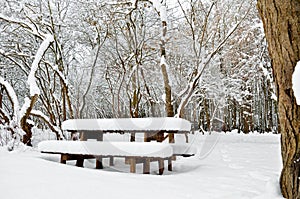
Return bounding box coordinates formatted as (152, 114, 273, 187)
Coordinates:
(20, 95, 39, 146)
(159, 0, 174, 143)
(257, 0, 300, 198)
(160, 15, 174, 117)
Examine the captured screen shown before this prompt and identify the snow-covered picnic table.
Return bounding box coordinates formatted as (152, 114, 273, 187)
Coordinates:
(38, 117, 194, 174)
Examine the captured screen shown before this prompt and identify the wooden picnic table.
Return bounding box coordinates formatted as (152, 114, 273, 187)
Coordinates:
(40, 117, 193, 174)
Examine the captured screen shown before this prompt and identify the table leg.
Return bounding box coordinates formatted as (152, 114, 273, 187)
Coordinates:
(168, 157, 172, 171)
(76, 158, 84, 167)
(109, 157, 114, 166)
(143, 158, 150, 174)
(158, 159, 164, 175)
(96, 156, 103, 169)
(60, 154, 67, 164)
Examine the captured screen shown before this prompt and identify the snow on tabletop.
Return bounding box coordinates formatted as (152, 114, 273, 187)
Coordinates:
(61, 117, 191, 132)
(292, 61, 300, 105)
(38, 140, 173, 158)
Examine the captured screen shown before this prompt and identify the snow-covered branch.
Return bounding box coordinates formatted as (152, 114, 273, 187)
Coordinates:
(30, 110, 63, 138)
(0, 14, 45, 39)
(28, 34, 54, 97)
(0, 76, 20, 123)
(175, 5, 251, 118)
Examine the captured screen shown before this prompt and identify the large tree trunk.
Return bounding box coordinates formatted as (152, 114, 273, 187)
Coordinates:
(257, 1, 300, 198)
(159, 0, 174, 143)
(160, 1, 174, 118)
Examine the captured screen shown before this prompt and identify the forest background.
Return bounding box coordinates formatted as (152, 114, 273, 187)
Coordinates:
(0, 0, 277, 145)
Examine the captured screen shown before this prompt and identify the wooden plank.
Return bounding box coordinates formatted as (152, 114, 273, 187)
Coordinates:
(80, 131, 104, 141)
(44, 151, 173, 175)
(143, 158, 150, 174)
(158, 158, 164, 175)
(144, 132, 150, 142)
(156, 131, 164, 142)
(129, 158, 136, 173)
(125, 157, 145, 164)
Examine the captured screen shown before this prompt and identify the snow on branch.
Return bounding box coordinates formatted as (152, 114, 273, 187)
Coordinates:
(0, 76, 20, 122)
(28, 34, 54, 97)
(0, 14, 45, 38)
(47, 63, 69, 86)
(30, 110, 63, 138)
(0, 14, 54, 97)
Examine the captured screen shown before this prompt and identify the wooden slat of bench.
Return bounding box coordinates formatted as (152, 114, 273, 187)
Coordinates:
(42, 151, 172, 175)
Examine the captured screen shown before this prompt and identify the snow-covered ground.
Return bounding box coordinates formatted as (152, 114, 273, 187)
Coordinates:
(0, 132, 283, 199)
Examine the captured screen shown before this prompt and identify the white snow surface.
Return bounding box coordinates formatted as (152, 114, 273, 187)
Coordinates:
(0, 132, 283, 199)
(61, 117, 191, 132)
(292, 61, 300, 105)
(170, 143, 197, 155)
(38, 141, 173, 158)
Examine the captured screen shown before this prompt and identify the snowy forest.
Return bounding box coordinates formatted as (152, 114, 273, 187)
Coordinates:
(2, 0, 300, 198)
(0, 0, 278, 146)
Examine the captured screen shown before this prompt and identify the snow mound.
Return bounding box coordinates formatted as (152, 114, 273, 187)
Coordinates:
(169, 143, 197, 155)
(253, 177, 282, 199)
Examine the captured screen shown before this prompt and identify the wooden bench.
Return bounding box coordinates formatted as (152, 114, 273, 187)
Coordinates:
(38, 140, 174, 175)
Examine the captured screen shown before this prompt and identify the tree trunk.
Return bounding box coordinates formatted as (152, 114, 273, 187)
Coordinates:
(159, 0, 174, 143)
(21, 94, 39, 146)
(204, 98, 210, 131)
(257, 1, 300, 198)
(0, 85, 3, 110)
(160, 12, 174, 117)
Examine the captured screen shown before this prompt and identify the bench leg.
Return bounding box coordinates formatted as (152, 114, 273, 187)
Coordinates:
(96, 157, 103, 169)
(129, 158, 136, 173)
(143, 158, 150, 174)
(109, 157, 114, 166)
(76, 158, 84, 167)
(158, 159, 164, 175)
(60, 155, 67, 164)
(168, 158, 172, 171)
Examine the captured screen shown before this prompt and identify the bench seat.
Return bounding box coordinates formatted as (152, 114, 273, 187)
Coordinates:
(38, 141, 173, 174)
